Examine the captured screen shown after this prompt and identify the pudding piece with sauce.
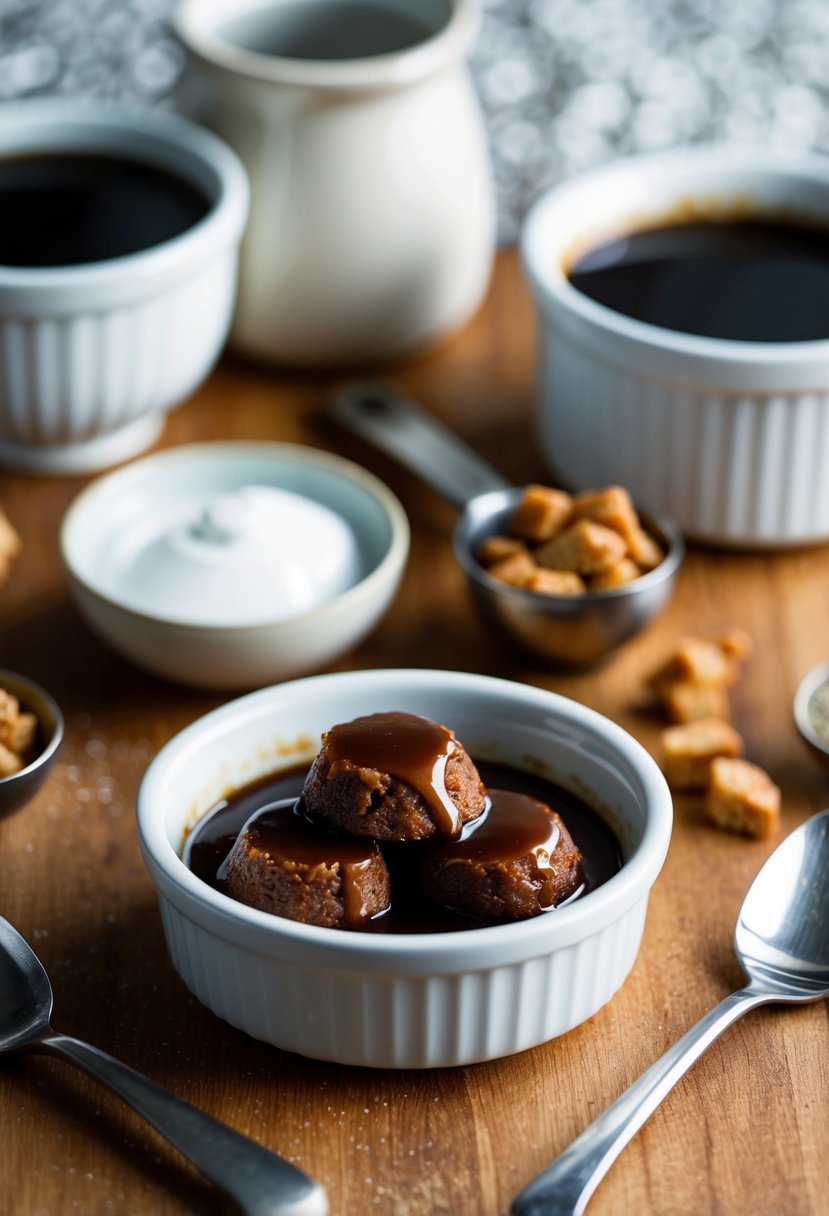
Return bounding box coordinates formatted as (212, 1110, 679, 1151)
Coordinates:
(219, 801, 390, 930)
(419, 791, 584, 920)
(301, 711, 486, 841)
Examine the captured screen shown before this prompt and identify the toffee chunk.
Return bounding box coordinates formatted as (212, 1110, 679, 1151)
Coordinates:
(219, 804, 390, 929)
(301, 711, 486, 841)
(419, 790, 584, 921)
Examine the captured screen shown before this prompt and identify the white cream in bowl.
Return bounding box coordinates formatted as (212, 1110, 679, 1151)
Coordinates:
(102, 484, 361, 625)
(60, 443, 409, 689)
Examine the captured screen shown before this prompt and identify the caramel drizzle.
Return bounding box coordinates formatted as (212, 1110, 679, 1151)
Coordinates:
(325, 711, 461, 837)
(435, 789, 560, 863)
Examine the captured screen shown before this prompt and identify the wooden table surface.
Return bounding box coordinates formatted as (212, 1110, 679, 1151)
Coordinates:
(1, 251, 828, 1216)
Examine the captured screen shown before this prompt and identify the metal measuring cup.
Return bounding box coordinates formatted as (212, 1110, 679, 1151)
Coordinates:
(329, 381, 684, 666)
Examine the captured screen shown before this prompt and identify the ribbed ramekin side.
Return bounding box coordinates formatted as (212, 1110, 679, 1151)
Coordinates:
(157, 894, 649, 1070)
(538, 330, 829, 546)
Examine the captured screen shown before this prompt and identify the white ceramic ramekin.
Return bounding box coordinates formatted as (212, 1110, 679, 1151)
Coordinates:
(60, 442, 409, 690)
(0, 100, 248, 474)
(137, 669, 673, 1068)
(522, 147, 829, 548)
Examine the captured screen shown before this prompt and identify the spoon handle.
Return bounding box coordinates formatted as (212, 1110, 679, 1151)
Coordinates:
(37, 1032, 328, 1216)
(328, 380, 511, 511)
(511, 986, 770, 1216)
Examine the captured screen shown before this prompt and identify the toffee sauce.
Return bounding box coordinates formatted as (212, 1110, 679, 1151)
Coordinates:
(427, 788, 574, 914)
(567, 217, 829, 343)
(186, 761, 622, 933)
(0, 153, 211, 268)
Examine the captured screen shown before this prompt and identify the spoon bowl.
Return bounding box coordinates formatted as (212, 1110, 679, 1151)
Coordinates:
(0, 915, 328, 1215)
(0, 669, 63, 819)
(329, 381, 683, 666)
(736, 808, 829, 996)
(512, 808, 829, 1216)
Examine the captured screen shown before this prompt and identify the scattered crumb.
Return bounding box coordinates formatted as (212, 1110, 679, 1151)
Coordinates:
(705, 757, 781, 839)
(648, 627, 781, 839)
(660, 680, 731, 725)
(661, 718, 744, 790)
(649, 630, 753, 724)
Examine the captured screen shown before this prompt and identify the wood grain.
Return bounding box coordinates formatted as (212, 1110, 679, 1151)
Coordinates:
(1, 251, 828, 1216)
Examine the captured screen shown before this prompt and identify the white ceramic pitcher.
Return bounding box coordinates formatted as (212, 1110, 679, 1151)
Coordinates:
(175, 0, 495, 366)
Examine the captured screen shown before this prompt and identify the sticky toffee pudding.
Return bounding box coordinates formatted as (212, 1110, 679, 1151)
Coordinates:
(185, 712, 622, 932)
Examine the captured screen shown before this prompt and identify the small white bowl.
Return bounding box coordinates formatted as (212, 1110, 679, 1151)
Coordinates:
(522, 147, 829, 548)
(0, 99, 248, 474)
(60, 442, 409, 689)
(136, 668, 673, 1068)
(793, 659, 829, 772)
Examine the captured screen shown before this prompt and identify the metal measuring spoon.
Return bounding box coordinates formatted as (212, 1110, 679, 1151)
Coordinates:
(0, 916, 328, 1216)
(329, 382, 683, 666)
(511, 808, 829, 1216)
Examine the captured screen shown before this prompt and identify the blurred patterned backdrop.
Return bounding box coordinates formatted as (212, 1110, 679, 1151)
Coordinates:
(1, 0, 828, 241)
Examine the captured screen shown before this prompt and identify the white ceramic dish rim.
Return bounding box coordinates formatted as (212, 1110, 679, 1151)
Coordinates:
(60, 441, 410, 632)
(0, 98, 249, 303)
(522, 145, 829, 385)
(137, 668, 673, 972)
(793, 659, 829, 758)
(175, 0, 478, 92)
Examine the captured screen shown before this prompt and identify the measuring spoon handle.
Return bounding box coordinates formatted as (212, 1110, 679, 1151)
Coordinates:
(329, 381, 511, 511)
(511, 986, 771, 1216)
(38, 1031, 328, 1216)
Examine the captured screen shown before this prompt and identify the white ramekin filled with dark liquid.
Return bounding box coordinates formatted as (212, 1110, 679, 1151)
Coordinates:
(0, 99, 248, 474)
(522, 147, 829, 548)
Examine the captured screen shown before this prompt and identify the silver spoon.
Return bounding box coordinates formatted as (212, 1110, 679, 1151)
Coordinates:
(0, 916, 328, 1216)
(512, 808, 829, 1216)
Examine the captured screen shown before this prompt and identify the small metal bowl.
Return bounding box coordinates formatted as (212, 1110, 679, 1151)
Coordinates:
(0, 669, 63, 818)
(455, 490, 684, 666)
(793, 660, 829, 771)
(330, 381, 684, 666)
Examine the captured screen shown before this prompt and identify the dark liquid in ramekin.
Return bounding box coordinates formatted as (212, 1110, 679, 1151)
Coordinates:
(0, 153, 210, 268)
(568, 217, 829, 343)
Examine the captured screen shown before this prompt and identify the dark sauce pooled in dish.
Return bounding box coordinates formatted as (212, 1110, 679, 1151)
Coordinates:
(186, 761, 622, 933)
(567, 218, 829, 342)
(0, 153, 211, 268)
